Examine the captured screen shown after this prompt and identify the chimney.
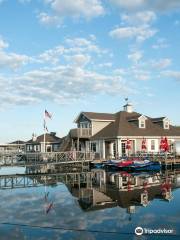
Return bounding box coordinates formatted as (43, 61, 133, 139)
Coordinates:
(32, 133, 37, 141)
(50, 132, 56, 136)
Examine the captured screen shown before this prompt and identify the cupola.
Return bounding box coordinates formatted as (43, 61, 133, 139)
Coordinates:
(123, 98, 133, 113)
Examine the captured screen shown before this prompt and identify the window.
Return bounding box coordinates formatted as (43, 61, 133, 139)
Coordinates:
(54, 144, 59, 151)
(79, 122, 90, 128)
(90, 142, 96, 152)
(139, 120, 145, 128)
(164, 121, 169, 129)
(121, 142, 126, 155)
(151, 140, 155, 151)
(35, 145, 39, 151)
(113, 143, 116, 157)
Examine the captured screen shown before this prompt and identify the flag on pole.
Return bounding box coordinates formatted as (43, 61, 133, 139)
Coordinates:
(141, 138, 147, 151)
(43, 119, 48, 132)
(126, 139, 131, 150)
(159, 137, 165, 151)
(164, 137, 169, 152)
(45, 109, 52, 119)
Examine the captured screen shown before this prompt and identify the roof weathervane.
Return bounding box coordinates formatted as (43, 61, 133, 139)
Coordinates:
(125, 97, 129, 104)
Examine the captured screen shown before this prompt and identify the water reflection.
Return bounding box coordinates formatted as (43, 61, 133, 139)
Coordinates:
(0, 167, 180, 239)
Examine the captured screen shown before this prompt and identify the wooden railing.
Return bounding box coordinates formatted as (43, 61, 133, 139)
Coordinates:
(0, 171, 104, 190)
(70, 128, 92, 138)
(0, 151, 94, 167)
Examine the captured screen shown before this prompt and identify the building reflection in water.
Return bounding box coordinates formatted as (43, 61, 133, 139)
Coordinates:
(24, 166, 180, 217)
(2, 165, 179, 219)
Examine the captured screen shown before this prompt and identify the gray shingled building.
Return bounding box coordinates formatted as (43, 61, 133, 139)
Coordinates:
(64, 103, 180, 159)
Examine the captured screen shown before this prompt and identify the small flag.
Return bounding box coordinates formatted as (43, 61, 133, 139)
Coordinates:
(45, 109, 52, 119)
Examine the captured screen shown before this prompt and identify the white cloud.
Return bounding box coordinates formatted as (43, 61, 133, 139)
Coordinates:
(65, 54, 91, 67)
(132, 68, 150, 81)
(128, 50, 143, 63)
(152, 38, 169, 49)
(0, 41, 30, 70)
(38, 45, 65, 64)
(0, 37, 9, 49)
(0, 52, 29, 69)
(38, 12, 61, 26)
(121, 11, 156, 25)
(163, 70, 180, 81)
(99, 62, 112, 68)
(51, 0, 105, 19)
(110, 0, 180, 12)
(39, 0, 105, 25)
(0, 36, 134, 107)
(113, 68, 127, 75)
(36, 37, 104, 65)
(109, 25, 157, 42)
(151, 58, 171, 69)
(0, 65, 132, 107)
(110, 0, 145, 10)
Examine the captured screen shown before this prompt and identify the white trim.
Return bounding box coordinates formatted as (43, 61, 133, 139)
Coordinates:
(74, 112, 91, 123)
(147, 139, 158, 152)
(163, 119, 170, 129)
(117, 136, 180, 139)
(91, 119, 115, 122)
(138, 115, 147, 129)
(138, 115, 147, 120)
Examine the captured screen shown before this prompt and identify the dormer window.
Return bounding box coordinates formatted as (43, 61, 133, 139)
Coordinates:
(138, 115, 147, 128)
(140, 119, 145, 128)
(164, 120, 169, 129)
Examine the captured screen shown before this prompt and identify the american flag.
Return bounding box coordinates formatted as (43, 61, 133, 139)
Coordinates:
(43, 119, 48, 132)
(45, 109, 52, 119)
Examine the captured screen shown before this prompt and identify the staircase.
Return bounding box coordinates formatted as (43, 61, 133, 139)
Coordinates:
(59, 134, 72, 152)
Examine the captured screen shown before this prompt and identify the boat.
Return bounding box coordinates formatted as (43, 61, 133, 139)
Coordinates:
(129, 160, 161, 171)
(90, 161, 104, 169)
(103, 159, 122, 169)
(117, 160, 134, 168)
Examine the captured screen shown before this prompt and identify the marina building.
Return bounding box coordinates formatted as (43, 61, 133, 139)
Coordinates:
(63, 103, 180, 159)
(26, 132, 62, 152)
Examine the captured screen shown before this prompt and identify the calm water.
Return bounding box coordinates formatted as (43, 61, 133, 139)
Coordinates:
(0, 167, 180, 240)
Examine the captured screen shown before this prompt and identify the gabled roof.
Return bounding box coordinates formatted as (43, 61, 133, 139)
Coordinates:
(75, 111, 115, 122)
(9, 140, 25, 144)
(91, 111, 180, 139)
(27, 133, 61, 144)
(151, 117, 166, 122)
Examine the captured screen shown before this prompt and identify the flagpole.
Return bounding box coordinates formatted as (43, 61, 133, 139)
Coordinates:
(43, 111, 46, 153)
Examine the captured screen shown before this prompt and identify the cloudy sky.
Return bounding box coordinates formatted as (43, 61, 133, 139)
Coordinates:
(0, 0, 180, 142)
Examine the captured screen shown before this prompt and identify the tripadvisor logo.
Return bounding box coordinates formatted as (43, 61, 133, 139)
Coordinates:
(135, 226, 174, 236)
(135, 227, 143, 236)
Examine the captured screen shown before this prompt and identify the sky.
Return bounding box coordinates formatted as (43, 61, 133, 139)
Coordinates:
(0, 0, 180, 143)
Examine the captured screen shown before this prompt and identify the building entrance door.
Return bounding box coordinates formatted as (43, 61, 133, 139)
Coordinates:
(46, 145, 52, 152)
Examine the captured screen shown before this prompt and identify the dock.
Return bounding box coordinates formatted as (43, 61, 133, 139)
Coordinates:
(157, 158, 180, 169)
(0, 171, 101, 190)
(0, 151, 94, 167)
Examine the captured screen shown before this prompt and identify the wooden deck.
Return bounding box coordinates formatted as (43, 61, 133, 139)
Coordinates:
(0, 151, 94, 167)
(157, 158, 180, 169)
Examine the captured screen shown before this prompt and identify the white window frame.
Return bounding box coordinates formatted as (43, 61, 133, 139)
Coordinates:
(164, 120, 169, 129)
(139, 120, 146, 128)
(147, 139, 158, 152)
(138, 115, 147, 129)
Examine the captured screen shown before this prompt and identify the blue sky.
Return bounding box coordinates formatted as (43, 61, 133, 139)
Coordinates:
(0, 0, 180, 143)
